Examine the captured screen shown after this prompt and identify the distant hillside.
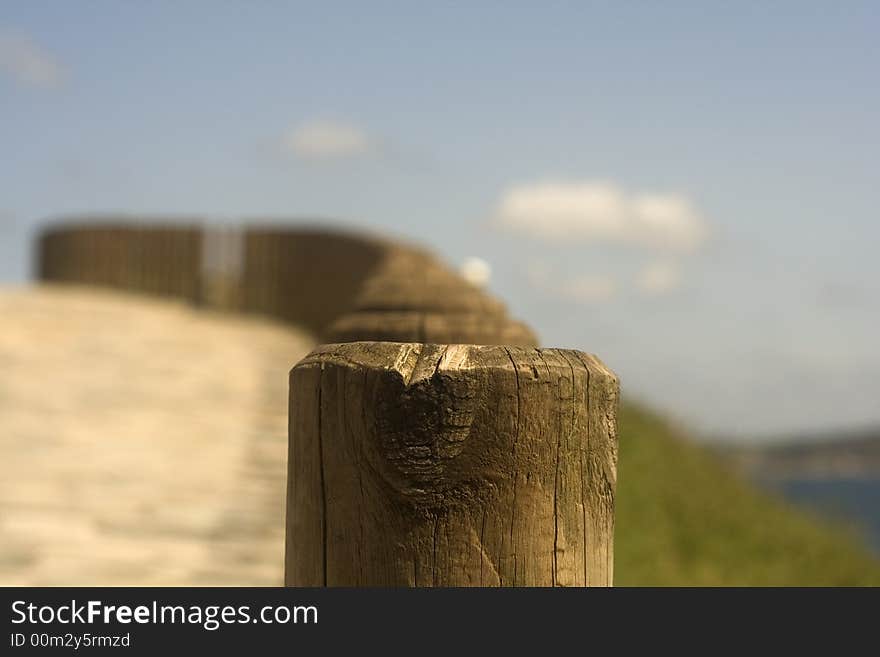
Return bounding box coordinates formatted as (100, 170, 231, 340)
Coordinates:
(717, 427, 880, 479)
(615, 404, 880, 586)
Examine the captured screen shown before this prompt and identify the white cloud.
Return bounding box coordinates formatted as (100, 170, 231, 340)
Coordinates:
(636, 260, 682, 295)
(459, 257, 492, 287)
(283, 119, 375, 159)
(0, 32, 63, 88)
(492, 180, 708, 251)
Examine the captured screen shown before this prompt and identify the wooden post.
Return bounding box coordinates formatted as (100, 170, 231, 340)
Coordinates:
(285, 342, 619, 587)
(354, 275, 508, 315)
(324, 310, 539, 347)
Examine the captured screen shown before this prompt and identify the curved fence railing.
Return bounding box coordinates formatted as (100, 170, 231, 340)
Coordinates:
(35, 220, 538, 345)
(38, 223, 203, 302)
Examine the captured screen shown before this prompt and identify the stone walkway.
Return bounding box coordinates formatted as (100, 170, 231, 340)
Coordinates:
(0, 286, 313, 585)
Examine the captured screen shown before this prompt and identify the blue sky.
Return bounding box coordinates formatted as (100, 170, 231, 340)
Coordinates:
(2, 1, 878, 440)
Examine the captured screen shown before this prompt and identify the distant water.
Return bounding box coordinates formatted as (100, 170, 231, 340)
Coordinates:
(763, 477, 880, 554)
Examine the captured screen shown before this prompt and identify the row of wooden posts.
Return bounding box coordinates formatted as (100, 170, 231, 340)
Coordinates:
(37, 221, 619, 586)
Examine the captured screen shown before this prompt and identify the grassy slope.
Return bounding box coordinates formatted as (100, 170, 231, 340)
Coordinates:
(614, 403, 880, 586)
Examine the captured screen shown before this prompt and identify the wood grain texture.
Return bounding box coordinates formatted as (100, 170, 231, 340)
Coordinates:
(285, 342, 618, 587)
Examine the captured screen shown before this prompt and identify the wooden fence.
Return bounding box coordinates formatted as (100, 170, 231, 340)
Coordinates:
(36, 221, 535, 344)
(38, 223, 202, 303)
(35, 220, 618, 586)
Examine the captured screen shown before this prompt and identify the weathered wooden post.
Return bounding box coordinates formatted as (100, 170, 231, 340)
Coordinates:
(285, 342, 619, 587)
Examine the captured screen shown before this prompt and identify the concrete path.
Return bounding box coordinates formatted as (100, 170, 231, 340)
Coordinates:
(0, 286, 313, 585)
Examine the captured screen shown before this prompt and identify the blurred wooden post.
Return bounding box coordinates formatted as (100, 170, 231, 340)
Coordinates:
(285, 342, 619, 587)
(325, 310, 539, 347)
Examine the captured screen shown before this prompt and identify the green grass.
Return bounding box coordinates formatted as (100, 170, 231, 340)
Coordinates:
(614, 403, 880, 586)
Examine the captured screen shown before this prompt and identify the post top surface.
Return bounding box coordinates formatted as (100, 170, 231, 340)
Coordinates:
(292, 342, 616, 385)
